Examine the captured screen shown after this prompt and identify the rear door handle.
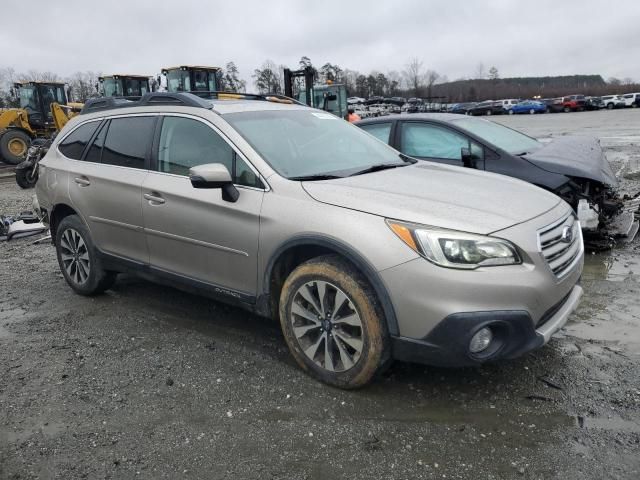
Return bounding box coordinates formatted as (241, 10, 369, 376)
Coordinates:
(74, 176, 91, 187)
(143, 193, 165, 205)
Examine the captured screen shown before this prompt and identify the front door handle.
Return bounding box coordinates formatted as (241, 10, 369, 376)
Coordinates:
(74, 176, 91, 187)
(143, 193, 165, 205)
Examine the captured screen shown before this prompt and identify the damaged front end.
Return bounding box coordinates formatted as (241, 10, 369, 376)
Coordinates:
(555, 176, 639, 249)
(524, 136, 639, 249)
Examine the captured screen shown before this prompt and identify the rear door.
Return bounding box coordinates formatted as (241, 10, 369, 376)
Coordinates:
(397, 121, 485, 169)
(67, 115, 155, 262)
(141, 114, 265, 297)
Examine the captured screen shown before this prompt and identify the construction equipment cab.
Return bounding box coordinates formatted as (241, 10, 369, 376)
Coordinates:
(283, 67, 348, 119)
(161, 66, 220, 96)
(98, 75, 151, 99)
(0, 82, 81, 165)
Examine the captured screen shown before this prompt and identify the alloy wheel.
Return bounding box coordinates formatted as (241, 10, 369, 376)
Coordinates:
(60, 228, 90, 285)
(290, 280, 364, 372)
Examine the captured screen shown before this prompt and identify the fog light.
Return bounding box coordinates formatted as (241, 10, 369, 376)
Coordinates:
(469, 327, 493, 354)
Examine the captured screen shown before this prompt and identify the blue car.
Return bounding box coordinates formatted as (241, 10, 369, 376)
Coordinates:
(507, 100, 547, 115)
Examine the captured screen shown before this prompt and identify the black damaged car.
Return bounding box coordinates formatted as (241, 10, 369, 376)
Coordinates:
(356, 114, 639, 243)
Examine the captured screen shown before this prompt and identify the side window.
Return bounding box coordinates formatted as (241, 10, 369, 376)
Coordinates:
(58, 121, 100, 160)
(158, 116, 263, 188)
(400, 123, 483, 161)
(84, 122, 107, 163)
(102, 117, 155, 169)
(360, 122, 392, 144)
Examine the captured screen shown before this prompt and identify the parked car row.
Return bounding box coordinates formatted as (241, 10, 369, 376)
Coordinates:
(446, 93, 640, 116)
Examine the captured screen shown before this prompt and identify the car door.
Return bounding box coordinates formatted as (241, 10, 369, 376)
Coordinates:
(141, 114, 265, 298)
(397, 121, 485, 169)
(66, 115, 154, 262)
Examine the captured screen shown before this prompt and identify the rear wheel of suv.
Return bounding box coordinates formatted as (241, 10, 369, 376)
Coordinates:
(279, 255, 390, 389)
(55, 215, 116, 296)
(563, 106, 571, 113)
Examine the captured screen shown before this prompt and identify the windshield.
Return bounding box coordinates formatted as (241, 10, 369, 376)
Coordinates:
(19, 85, 39, 113)
(224, 109, 406, 179)
(166, 70, 191, 92)
(451, 117, 542, 154)
(103, 78, 123, 97)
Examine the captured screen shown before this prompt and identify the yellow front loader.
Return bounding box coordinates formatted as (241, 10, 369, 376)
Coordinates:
(0, 81, 81, 165)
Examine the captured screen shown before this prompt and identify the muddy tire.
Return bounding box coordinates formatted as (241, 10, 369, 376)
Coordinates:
(0, 130, 31, 165)
(15, 166, 38, 189)
(279, 255, 390, 389)
(55, 215, 116, 296)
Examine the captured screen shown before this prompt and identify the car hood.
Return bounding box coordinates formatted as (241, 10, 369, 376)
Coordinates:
(523, 135, 618, 186)
(302, 163, 561, 235)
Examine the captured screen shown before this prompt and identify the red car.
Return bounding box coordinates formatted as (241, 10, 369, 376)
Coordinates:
(561, 94, 586, 112)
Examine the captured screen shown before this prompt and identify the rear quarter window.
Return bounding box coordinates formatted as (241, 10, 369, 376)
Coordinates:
(58, 121, 100, 160)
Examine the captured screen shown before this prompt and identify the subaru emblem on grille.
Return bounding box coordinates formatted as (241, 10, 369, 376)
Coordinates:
(561, 225, 573, 243)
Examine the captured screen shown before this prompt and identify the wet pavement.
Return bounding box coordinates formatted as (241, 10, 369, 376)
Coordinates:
(1, 110, 639, 479)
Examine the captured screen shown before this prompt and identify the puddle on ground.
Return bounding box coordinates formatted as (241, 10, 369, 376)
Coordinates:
(582, 254, 636, 282)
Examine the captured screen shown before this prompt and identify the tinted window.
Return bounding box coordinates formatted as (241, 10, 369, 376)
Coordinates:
(360, 122, 392, 144)
(59, 121, 100, 160)
(158, 116, 233, 176)
(102, 117, 155, 169)
(401, 123, 479, 160)
(84, 122, 107, 163)
(158, 116, 261, 188)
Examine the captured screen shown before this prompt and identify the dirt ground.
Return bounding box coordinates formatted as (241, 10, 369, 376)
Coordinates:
(1, 109, 639, 480)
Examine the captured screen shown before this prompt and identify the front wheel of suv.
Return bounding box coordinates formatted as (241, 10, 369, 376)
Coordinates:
(279, 255, 390, 389)
(55, 215, 117, 296)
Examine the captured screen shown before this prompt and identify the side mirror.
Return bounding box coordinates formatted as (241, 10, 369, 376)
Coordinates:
(461, 147, 476, 168)
(189, 163, 239, 202)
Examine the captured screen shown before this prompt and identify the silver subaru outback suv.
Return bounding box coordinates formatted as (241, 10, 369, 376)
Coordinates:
(35, 92, 584, 388)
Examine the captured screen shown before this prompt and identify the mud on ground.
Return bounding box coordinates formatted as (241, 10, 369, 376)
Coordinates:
(1, 110, 639, 479)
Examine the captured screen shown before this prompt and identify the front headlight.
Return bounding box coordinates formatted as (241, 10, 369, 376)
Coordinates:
(387, 220, 521, 269)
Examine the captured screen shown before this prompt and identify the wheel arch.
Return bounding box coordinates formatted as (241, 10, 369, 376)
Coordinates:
(49, 203, 80, 243)
(260, 235, 399, 336)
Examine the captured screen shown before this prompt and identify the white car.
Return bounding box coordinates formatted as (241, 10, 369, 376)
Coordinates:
(497, 98, 520, 112)
(601, 95, 626, 109)
(621, 93, 640, 108)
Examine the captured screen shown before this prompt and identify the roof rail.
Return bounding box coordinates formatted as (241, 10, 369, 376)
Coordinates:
(185, 90, 304, 105)
(80, 92, 214, 114)
(80, 91, 304, 115)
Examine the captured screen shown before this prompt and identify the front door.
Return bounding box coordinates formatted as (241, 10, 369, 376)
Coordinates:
(141, 115, 265, 297)
(398, 121, 485, 169)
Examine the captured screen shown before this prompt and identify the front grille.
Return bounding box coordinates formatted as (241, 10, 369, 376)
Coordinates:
(538, 213, 582, 279)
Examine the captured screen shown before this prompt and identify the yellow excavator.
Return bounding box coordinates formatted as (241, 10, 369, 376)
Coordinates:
(0, 81, 82, 164)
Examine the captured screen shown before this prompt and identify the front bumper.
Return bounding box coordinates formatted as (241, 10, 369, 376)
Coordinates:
(391, 285, 583, 367)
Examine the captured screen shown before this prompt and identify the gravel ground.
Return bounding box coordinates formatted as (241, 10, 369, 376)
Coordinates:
(1, 110, 639, 480)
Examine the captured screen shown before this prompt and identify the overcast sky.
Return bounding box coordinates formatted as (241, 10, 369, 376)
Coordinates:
(3, 0, 639, 86)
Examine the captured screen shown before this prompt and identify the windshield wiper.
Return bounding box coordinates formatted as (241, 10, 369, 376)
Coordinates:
(289, 174, 343, 181)
(347, 162, 409, 177)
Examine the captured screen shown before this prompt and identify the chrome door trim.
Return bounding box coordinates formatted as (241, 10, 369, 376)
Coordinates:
(144, 227, 249, 257)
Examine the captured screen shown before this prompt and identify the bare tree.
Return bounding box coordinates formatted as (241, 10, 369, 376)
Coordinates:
(425, 69, 440, 99)
(474, 62, 486, 80)
(488, 66, 499, 80)
(403, 58, 424, 96)
(68, 71, 101, 102)
(253, 60, 282, 94)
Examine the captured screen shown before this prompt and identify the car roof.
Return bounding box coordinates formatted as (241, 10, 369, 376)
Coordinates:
(356, 113, 463, 125)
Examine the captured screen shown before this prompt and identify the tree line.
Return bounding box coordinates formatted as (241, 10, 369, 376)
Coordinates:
(2, 57, 639, 108)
